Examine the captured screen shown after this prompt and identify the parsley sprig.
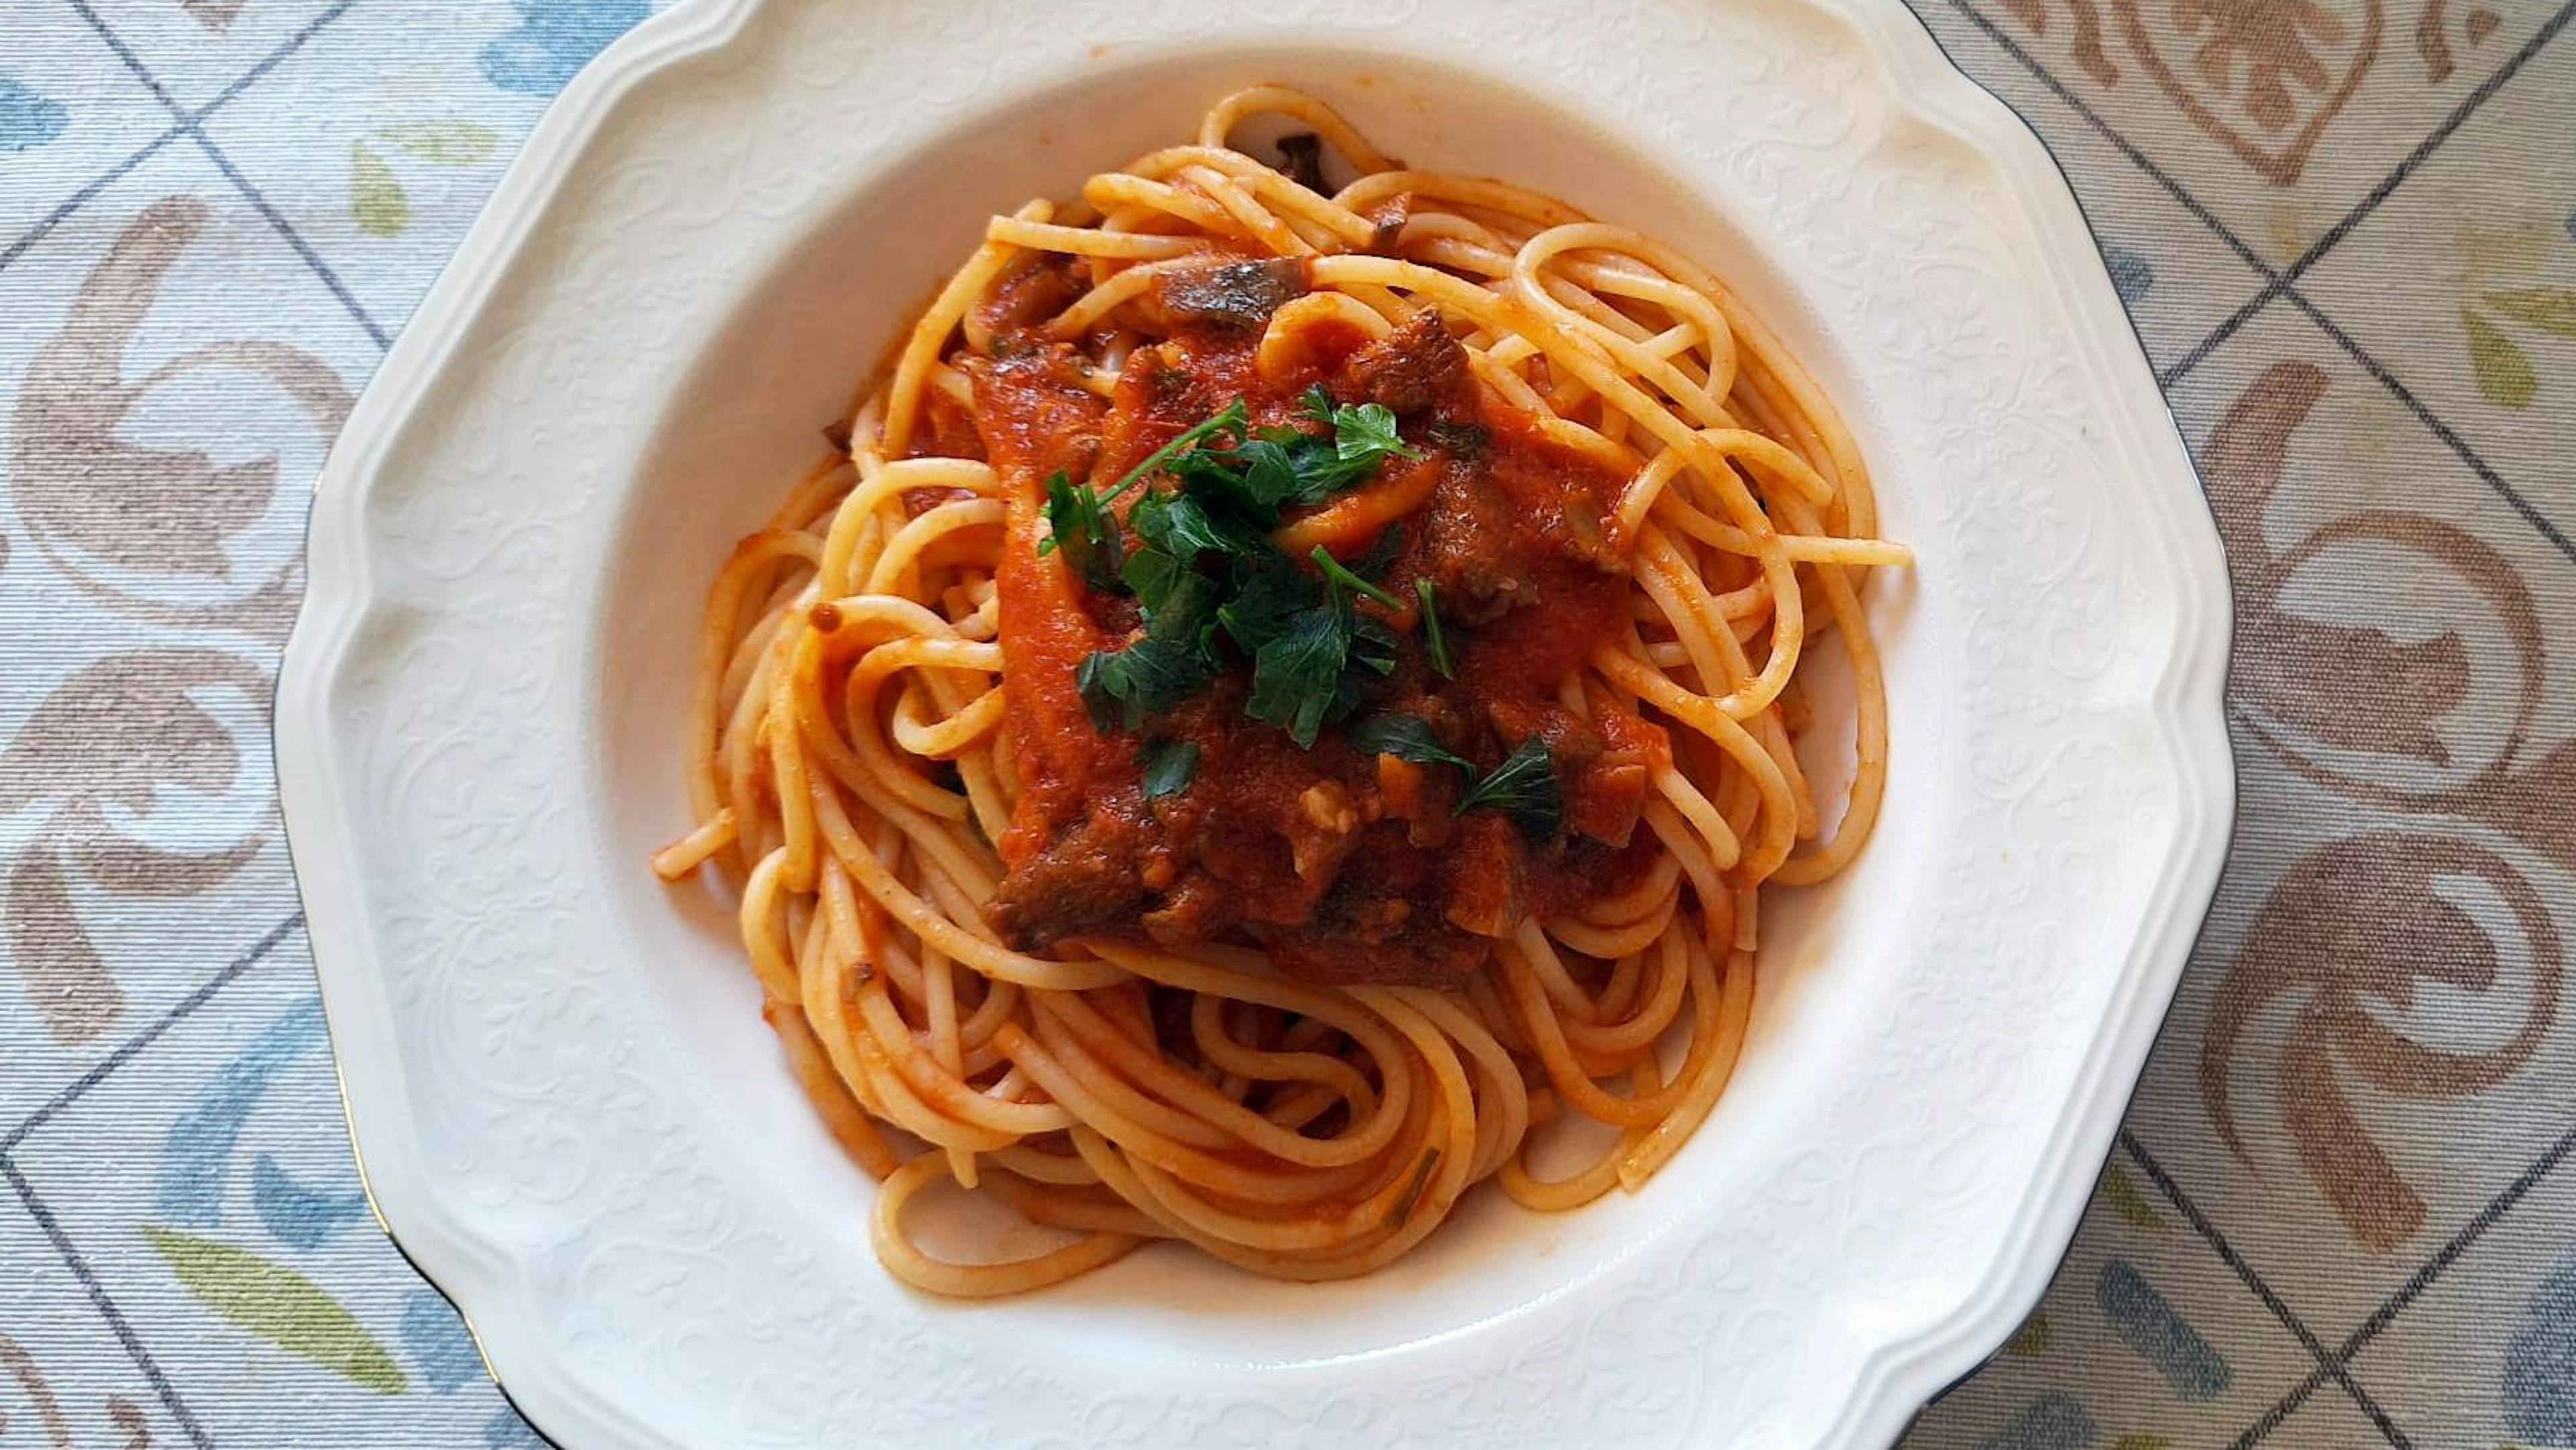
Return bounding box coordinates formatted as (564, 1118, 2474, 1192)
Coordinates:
(1347, 714, 1472, 772)
(1453, 736, 1562, 840)
(1347, 719, 1564, 841)
(1038, 399, 1252, 590)
(1414, 578, 1455, 679)
(1138, 739, 1201, 798)
(1049, 393, 1559, 835)
(1244, 553, 1399, 747)
(1311, 546, 1403, 609)
(1065, 393, 1428, 749)
(1076, 570, 1222, 731)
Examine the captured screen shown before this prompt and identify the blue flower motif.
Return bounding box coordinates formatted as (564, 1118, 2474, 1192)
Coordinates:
(0, 74, 70, 153)
(2104, 247, 2155, 307)
(479, 0, 653, 97)
(250, 1152, 370, 1251)
(399, 1288, 486, 1394)
(485, 1406, 549, 1447)
(2506, 1250, 2576, 1444)
(158, 997, 329, 1230)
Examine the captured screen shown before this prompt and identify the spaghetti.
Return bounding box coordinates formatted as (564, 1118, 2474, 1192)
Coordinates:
(653, 87, 1906, 1296)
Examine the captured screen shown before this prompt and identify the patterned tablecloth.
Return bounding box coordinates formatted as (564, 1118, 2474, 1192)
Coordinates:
(0, 1, 2569, 1445)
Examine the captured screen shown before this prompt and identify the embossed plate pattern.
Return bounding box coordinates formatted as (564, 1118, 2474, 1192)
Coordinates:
(275, 0, 2233, 1445)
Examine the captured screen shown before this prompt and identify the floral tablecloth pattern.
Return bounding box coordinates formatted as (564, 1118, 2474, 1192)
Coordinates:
(0, 1, 2569, 1446)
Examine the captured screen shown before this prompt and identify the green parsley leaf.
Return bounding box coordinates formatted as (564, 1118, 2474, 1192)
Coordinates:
(1332, 401, 1419, 464)
(1260, 397, 1422, 503)
(1217, 438, 1308, 509)
(1454, 736, 1562, 840)
(1077, 572, 1222, 731)
(1348, 714, 1473, 772)
(1102, 399, 1250, 502)
(1415, 578, 1456, 679)
(1311, 545, 1403, 609)
(1037, 469, 1122, 591)
(1138, 739, 1201, 798)
(1244, 607, 1349, 747)
(1217, 552, 1321, 654)
(1245, 579, 1397, 747)
(1336, 614, 1399, 721)
(1282, 449, 1377, 504)
(1121, 543, 1182, 613)
(1073, 652, 1119, 731)
(1077, 634, 1210, 731)
(1133, 487, 1263, 562)
(1065, 398, 1429, 745)
(1170, 432, 1333, 515)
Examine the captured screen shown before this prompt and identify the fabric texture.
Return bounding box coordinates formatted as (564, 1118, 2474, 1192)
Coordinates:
(0, 1, 2568, 1445)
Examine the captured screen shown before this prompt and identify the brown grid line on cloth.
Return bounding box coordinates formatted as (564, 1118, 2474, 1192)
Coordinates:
(2, 1157, 219, 1450)
(5, 0, 385, 343)
(1896, 3, 2576, 1450)
(0, 0, 2567, 1445)
(0, 913, 303, 1450)
(2156, 0, 2576, 387)
(1, 1, 375, 1440)
(1896, 1, 2576, 1444)
(0, 0, 354, 273)
(2225, 1118, 2576, 1447)
(1925, 0, 2576, 569)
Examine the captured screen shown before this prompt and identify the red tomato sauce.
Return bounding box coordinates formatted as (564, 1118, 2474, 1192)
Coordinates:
(961, 260, 1669, 986)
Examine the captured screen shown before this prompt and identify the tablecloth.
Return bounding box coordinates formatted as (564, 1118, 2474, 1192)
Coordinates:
(0, 1, 2568, 1445)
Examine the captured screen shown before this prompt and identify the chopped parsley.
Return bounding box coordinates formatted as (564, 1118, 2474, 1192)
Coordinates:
(1452, 736, 1563, 841)
(1347, 713, 1474, 772)
(1311, 545, 1403, 609)
(1039, 470, 1122, 592)
(1038, 399, 1251, 585)
(1138, 739, 1201, 798)
(1348, 716, 1564, 841)
(1324, 392, 1415, 464)
(1414, 578, 1455, 679)
(1242, 572, 1397, 748)
(1075, 570, 1222, 731)
(1106, 399, 1252, 502)
(1052, 394, 1558, 832)
(1066, 395, 1426, 749)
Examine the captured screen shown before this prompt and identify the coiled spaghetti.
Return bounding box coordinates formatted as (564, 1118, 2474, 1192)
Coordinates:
(653, 86, 1904, 1296)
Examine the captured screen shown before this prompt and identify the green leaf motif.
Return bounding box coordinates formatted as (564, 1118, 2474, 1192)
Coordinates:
(379, 120, 498, 166)
(143, 1226, 408, 1394)
(2112, 1435, 2177, 1450)
(2464, 309, 2536, 409)
(2482, 286, 2576, 338)
(2099, 1163, 2168, 1233)
(2004, 1311, 2051, 1359)
(350, 140, 409, 238)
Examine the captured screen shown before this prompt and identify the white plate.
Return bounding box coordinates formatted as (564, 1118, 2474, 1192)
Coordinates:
(276, 0, 2233, 1445)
